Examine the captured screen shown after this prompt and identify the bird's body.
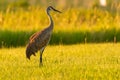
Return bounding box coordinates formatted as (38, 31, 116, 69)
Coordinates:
(26, 6, 61, 65)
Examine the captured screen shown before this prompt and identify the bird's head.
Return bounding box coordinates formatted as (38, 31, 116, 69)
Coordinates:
(46, 6, 61, 14)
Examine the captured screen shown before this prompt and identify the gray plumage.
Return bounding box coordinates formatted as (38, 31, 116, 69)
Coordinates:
(26, 6, 61, 65)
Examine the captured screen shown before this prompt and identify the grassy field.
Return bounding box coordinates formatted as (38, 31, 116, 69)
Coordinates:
(0, 7, 120, 31)
(0, 29, 120, 47)
(0, 7, 120, 47)
(0, 1, 120, 80)
(0, 43, 120, 80)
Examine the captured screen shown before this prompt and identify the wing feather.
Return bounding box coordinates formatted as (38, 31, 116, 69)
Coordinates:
(26, 28, 52, 59)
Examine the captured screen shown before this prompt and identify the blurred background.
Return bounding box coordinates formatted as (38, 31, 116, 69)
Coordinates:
(0, 0, 120, 47)
(0, 0, 120, 10)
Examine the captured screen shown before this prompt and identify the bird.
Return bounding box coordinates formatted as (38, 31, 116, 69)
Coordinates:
(26, 6, 61, 66)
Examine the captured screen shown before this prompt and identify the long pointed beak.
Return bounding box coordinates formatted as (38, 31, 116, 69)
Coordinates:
(51, 7, 62, 13)
(53, 9, 62, 13)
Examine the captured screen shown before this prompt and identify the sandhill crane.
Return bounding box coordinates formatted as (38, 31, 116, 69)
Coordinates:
(26, 6, 61, 66)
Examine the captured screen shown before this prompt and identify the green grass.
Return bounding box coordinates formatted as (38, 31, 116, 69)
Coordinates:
(0, 43, 120, 80)
(0, 29, 120, 47)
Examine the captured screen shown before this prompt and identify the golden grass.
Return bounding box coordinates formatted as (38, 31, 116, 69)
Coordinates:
(0, 43, 120, 80)
(0, 7, 120, 32)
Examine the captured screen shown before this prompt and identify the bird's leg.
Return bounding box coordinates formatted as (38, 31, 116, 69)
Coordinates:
(39, 48, 44, 66)
(40, 52, 43, 65)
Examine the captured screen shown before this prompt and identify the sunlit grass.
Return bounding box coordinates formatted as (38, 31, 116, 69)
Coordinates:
(0, 43, 120, 80)
(0, 7, 120, 31)
(0, 7, 120, 47)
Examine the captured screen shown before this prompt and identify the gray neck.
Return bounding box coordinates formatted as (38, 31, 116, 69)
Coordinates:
(47, 11, 54, 30)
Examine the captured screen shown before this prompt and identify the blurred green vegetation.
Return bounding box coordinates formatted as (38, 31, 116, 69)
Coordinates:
(0, 0, 120, 47)
(0, 29, 120, 47)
